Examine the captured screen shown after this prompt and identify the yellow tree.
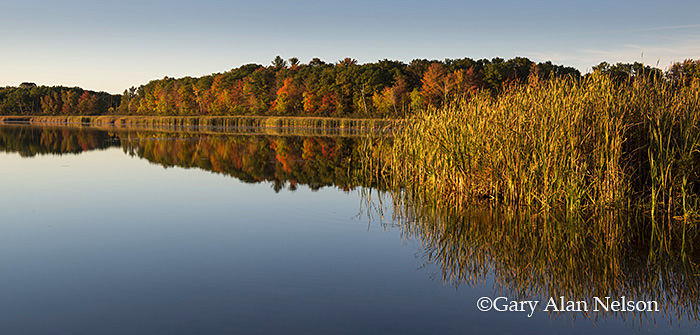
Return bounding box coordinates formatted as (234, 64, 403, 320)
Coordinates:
(273, 78, 303, 115)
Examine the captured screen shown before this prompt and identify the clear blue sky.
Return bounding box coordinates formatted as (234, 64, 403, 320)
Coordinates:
(1, 0, 698, 93)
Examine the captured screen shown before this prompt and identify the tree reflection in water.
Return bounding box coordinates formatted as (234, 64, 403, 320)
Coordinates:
(0, 125, 367, 192)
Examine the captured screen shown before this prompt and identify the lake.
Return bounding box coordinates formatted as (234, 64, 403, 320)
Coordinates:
(0, 124, 697, 334)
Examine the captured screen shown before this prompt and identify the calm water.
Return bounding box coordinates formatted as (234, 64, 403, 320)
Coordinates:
(0, 125, 696, 334)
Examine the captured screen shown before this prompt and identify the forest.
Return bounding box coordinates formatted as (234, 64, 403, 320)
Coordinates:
(0, 83, 120, 116)
(115, 56, 580, 118)
(1, 57, 698, 118)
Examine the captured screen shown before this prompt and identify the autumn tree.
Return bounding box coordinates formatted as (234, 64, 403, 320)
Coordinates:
(61, 90, 80, 114)
(77, 91, 97, 115)
(40, 91, 62, 114)
(421, 62, 447, 108)
(243, 67, 274, 114)
(273, 78, 303, 115)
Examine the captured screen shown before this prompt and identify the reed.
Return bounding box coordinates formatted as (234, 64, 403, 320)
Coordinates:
(0, 115, 395, 136)
(366, 73, 700, 242)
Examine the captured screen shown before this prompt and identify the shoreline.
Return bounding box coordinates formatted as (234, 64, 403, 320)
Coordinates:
(0, 115, 396, 136)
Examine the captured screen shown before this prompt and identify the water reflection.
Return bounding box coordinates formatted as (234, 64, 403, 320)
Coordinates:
(1, 124, 699, 330)
(379, 189, 700, 326)
(0, 125, 365, 192)
(124, 133, 363, 192)
(0, 125, 114, 156)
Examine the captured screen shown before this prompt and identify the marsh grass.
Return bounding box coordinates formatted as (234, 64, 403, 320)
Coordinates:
(0, 115, 393, 136)
(365, 74, 700, 247)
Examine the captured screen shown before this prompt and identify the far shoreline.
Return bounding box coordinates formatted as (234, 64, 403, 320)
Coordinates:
(0, 115, 396, 137)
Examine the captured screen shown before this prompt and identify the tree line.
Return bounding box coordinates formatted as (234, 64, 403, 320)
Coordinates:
(118, 56, 581, 117)
(0, 83, 120, 116)
(1, 58, 699, 118)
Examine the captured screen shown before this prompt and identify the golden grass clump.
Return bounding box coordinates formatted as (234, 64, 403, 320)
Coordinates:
(374, 74, 700, 223)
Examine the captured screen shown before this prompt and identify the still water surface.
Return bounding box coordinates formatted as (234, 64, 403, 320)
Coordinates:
(0, 125, 696, 334)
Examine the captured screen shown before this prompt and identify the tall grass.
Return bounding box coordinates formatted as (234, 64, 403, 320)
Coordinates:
(366, 73, 700, 245)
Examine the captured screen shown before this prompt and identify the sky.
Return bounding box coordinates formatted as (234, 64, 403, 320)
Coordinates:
(1, 0, 699, 94)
